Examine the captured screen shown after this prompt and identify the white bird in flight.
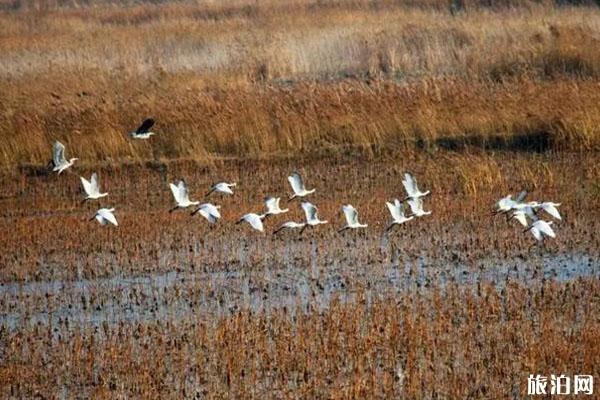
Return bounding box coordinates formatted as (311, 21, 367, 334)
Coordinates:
(261, 197, 289, 219)
(80, 172, 108, 202)
(338, 204, 368, 232)
(493, 190, 528, 217)
(273, 221, 306, 235)
(524, 220, 556, 242)
(402, 173, 430, 200)
(190, 203, 221, 224)
(169, 180, 199, 212)
(274, 202, 327, 235)
(205, 182, 236, 197)
(90, 207, 118, 226)
(407, 197, 431, 217)
(494, 195, 514, 214)
(301, 201, 328, 231)
(51, 141, 78, 174)
(385, 199, 414, 231)
(129, 118, 156, 139)
(288, 172, 315, 199)
(236, 213, 264, 232)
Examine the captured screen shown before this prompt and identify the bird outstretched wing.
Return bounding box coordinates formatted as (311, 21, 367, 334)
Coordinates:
(407, 197, 422, 214)
(136, 118, 155, 134)
(342, 205, 358, 225)
(178, 180, 190, 201)
(496, 195, 513, 210)
(198, 203, 221, 223)
(202, 203, 221, 218)
(53, 141, 66, 166)
(541, 203, 561, 220)
(245, 214, 264, 231)
(512, 211, 528, 227)
(274, 221, 303, 234)
(193, 203, 221, 223)
(402, 173, 419, 197)
(98, 209, 118, 226)
(81, 176, 93, 196)
(288, 173, 305, 194)
(301, 202, 317, 222)
(89, 172, 100, 193)
(530, 226, 542, 241)
(215, 182, 234, 194)
(386, 199, 404, 221)
(265, 197, 278, 212)
(536, 221, 556, 238)
(169, 182, 182, 203)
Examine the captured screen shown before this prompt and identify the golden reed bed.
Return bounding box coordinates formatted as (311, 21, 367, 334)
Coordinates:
(1, 0, 599, 167)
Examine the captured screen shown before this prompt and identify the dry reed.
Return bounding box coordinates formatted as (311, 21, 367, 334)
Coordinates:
(1, 1, 599, 167)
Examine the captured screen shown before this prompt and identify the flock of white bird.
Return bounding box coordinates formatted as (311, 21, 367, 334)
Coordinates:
(492, 190, 562, 243)
(49, 118, 560, 243)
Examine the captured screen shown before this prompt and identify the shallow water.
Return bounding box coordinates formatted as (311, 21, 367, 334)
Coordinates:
(0, 253, 597, 333)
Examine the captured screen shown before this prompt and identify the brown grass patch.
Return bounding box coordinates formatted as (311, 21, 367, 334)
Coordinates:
(1, 2, 600, 167)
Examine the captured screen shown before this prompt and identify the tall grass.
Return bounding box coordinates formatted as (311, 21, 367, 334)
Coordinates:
(2, 77, 600, 168)
(0, 1, 599, 168)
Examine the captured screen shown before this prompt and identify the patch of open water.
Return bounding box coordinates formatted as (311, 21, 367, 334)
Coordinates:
(0, 253, 597, 333)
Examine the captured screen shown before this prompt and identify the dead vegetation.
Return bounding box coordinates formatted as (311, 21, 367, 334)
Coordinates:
(0, 1, 600, 167)
(2, 279, 599, 398)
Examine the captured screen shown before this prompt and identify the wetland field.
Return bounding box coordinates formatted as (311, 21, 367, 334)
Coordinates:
(1, 1, 600, 398)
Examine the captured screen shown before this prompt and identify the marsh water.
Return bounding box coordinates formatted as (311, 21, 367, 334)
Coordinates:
(1, 251, 597, 334)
